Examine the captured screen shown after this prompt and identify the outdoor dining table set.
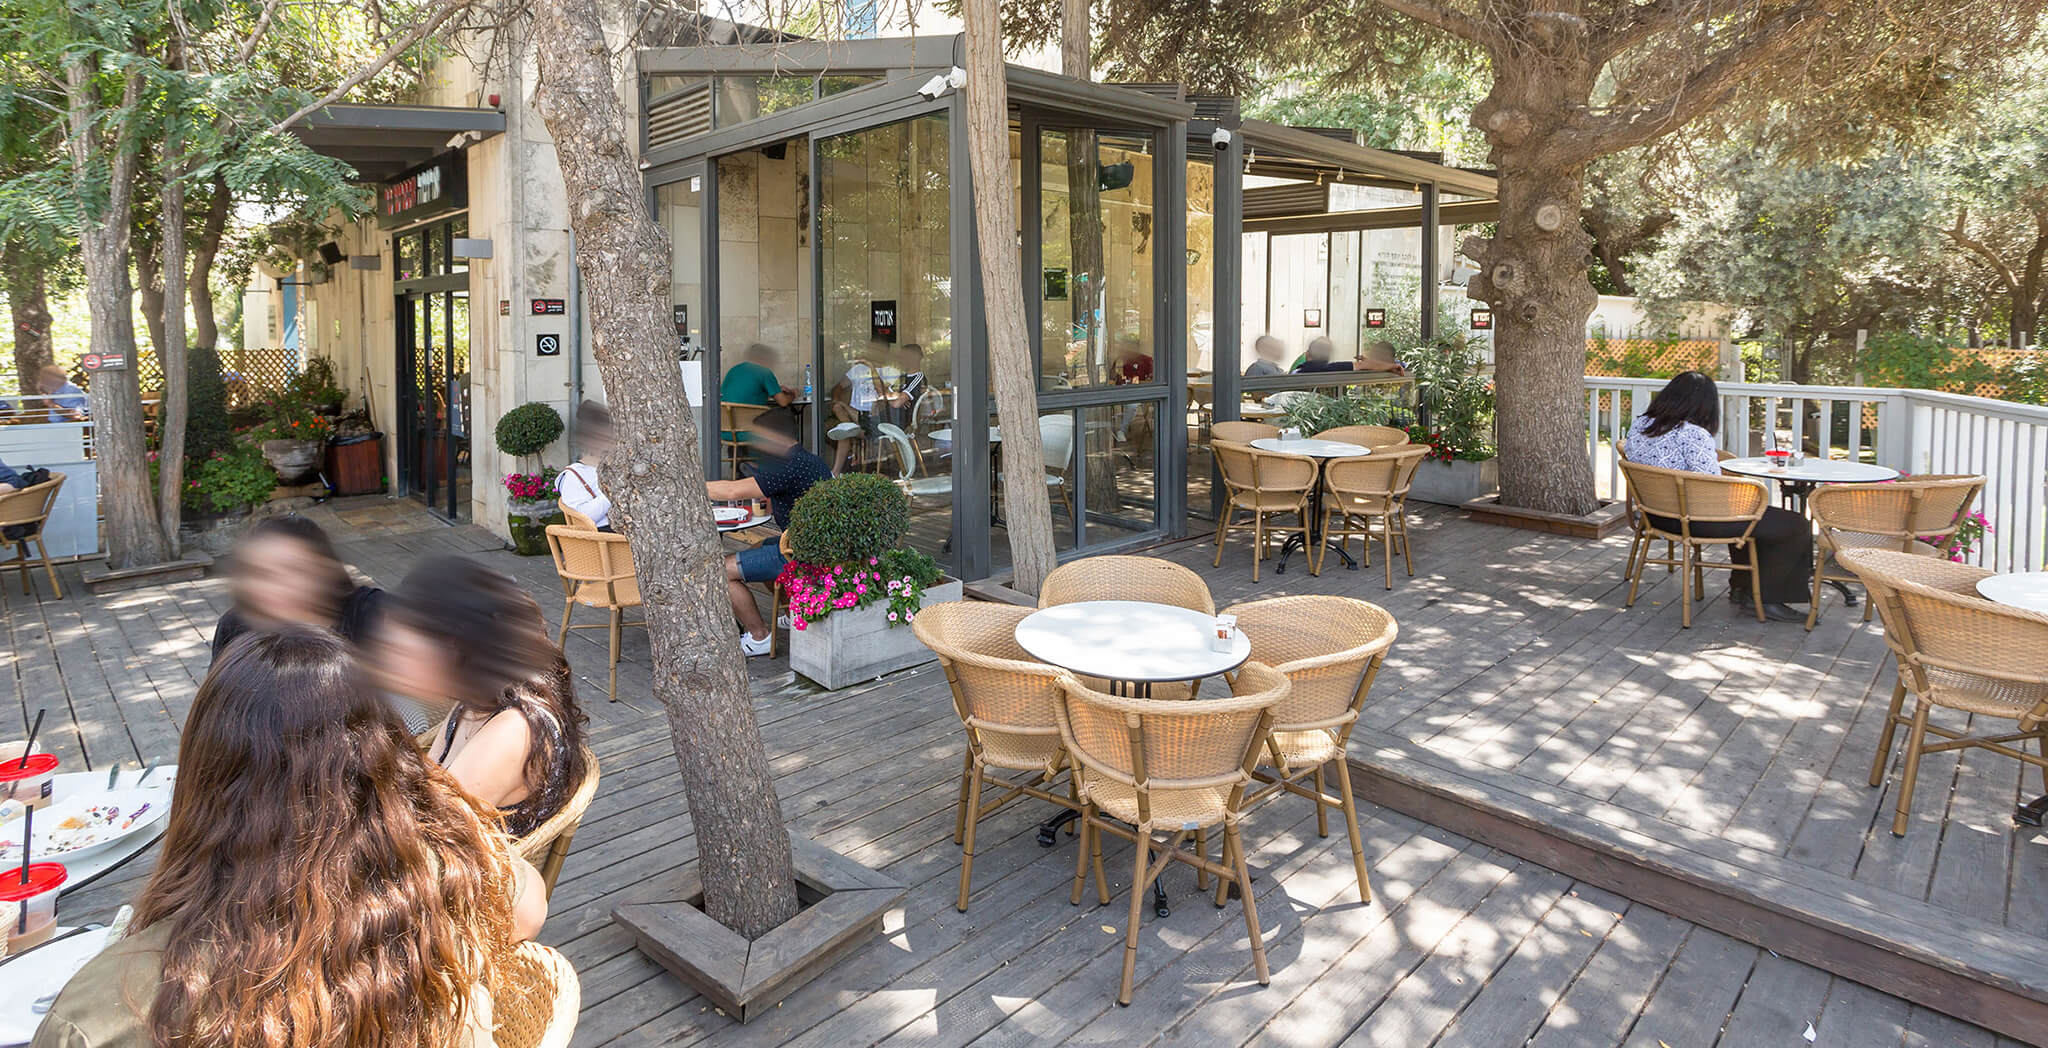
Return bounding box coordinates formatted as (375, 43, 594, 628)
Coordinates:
(913, 556, 1399, 1004)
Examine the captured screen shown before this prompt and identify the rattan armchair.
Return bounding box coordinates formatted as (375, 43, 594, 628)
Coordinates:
(719, 401, 770, 477)
(1039, 555, 1215, 614)
(913, 601, 1080, 912)
(556, 498, 599, 531)
(1616, 459, 1769, 627)
(544, 525, 642, 700)
(1835, 549, 2048, 836)
(1313, 425, 1410, 449)
(1056, 662, 1289, 1005)
(1223, 596, 1397, 903)
(491, 941, 580, 1048)
(1806, 475, 1983, 630)
(1212, 440, 1317, 581)
(514, 745, 599, 899)
(0, 472, 65, 599)
(1321, 447, 1428, 588)
(1211, 420, 1280, 443)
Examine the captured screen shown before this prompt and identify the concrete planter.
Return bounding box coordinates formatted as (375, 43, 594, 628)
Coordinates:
(260, 439, 324, 485)
(1408, 456, 1500, 506)
(789, 576, 962, 689)
(506, 501, 564, 556)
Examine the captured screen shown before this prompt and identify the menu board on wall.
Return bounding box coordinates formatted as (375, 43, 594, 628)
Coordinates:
(379, 155, 468, 229)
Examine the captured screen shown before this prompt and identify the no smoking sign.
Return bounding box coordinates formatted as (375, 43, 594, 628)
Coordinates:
(535, 333, 561, 356)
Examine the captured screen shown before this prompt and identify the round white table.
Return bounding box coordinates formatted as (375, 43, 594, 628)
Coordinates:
(1977, 572, 2048, 615)
(1247, 438, 1371, 574)
(1014, 600, 1249, 694)
(928, 426, 1002, 445)
(1719, 457, 1900, 486)
(1238, 403, 1285, 419)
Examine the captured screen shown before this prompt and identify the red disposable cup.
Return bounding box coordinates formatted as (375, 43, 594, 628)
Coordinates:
(0, 753, 59, 809)
(0, 863, 68, 951)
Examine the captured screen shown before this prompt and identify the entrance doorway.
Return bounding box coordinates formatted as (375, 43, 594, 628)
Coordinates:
(395, 288, 471, 520)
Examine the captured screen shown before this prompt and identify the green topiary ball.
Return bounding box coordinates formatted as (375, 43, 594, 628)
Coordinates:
(495, 402, 565, 457)
(786, 473, 911, 565)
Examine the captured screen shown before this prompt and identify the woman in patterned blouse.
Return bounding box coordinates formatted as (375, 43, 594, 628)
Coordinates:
(1625, 372, 1814, 622)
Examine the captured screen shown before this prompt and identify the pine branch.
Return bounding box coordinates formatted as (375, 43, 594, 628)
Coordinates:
(1358, 0, 1503, 51)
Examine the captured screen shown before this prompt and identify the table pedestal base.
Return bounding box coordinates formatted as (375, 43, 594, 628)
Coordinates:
(2016, 794, 2048, 828)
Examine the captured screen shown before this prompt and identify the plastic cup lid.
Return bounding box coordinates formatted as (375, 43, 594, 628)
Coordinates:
(0, 755, 58, 782)
(0, 863, 68, 900)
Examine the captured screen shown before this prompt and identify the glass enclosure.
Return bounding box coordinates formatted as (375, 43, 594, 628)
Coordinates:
(393, 215, 472, 521)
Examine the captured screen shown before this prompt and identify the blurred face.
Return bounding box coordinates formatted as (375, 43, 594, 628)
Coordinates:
(371, 619, 458, 702)
(581, 424, 616, 460)
(37, 369, 65, 393)
(899, 350, 922, 373)
(232, 534, 337, 625)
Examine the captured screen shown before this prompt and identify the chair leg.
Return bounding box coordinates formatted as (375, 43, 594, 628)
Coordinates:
(1213, 506, 1232, 568)
(1382, 515, 1395, 590)
(1891, 700, 1934, 836)
(1092, 816, 1111, 905)
(1119, 829, 1152, 1005)
(1229, 823, 1270, 986)
(607, 608, 622, 701)
(1806, 546, 1827, 631)
(1399, 513, 1415, 578)
(953, 750, 974, 845)
(1679, 542, 1695, 628)
(957, 766, 985, 912)
(16, 544, 27, 595)
(1332, 755, 1373, 904)
(1250, 515, 1263, 582)
(33, 540, 58, 600)
(1213, 831, 1233, 908)
(1070, 809, 1093, 905)
(1869, 676, 1909, 786)
(1193, 826, 1209, 892)
(1313, 765, 1330, 837)
(557, 598, 574, 648)
(1625, 533, 1651, 608)
(1747, 545, 1765, 623)
(1862, 595, 1874, 623)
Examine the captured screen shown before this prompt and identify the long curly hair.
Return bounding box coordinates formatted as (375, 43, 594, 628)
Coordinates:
(134, 627, 517, 1048)
(388, 556, 589, 836)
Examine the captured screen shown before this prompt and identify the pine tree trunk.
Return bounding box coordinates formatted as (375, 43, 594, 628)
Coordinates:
(527, 6, 799, 939)
(965, 0, 1059, 593)
(1467, 74, 1600, 517)
(67, 62, 167, 569)
(155, 154, 189, 558)
(2, 245, 54, 385)
(190, 178, 230, 353)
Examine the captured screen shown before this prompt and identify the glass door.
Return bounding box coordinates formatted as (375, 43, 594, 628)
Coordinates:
(393, 288, 471, 521)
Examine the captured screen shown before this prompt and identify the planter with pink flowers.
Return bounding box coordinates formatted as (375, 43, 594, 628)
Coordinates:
(775, 474, 953, 689)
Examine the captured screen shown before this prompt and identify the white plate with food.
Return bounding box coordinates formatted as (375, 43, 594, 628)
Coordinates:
(0, 790, 171, 863)
(0, 925, 113, 1045)
(714, 505, 753, 526)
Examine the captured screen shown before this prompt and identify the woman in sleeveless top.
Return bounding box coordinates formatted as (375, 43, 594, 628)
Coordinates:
(373, 556, 589, 837)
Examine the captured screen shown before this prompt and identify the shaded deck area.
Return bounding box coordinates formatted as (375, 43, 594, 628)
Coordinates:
(1, 496, 2033, 1046)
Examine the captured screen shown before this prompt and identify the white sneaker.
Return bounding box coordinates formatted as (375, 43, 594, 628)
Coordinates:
(777, 613, 792, 630)
(740, 631, 774, 657)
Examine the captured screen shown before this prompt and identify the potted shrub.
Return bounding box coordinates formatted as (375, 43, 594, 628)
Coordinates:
(504, 469, 565, 555)
(157, 444, 280, 553)
(779, 473, 960, 689)
(494, 402, 566, 546)
(1400, 332, 1499, 505)
(248, 397, 333, 485)
(289, 356, 347, 416)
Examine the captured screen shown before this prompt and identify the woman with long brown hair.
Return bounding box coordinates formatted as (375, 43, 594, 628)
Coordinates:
(374, 556, 589, 837)
(35, 627, 546, 1047)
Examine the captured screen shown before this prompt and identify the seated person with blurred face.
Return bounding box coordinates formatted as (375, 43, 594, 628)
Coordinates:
(1292, 336, 1351, 373)
(705, 408, 831, 656)
(1358, 338, 1409, 376)
(36, 365, 86, 422)
(883, 343, 928, 428)
(720, 343, 795, 408)
(556, 401, 616, 530)
(828, 342, 890, 472)
(1244, 334, 1288, 377)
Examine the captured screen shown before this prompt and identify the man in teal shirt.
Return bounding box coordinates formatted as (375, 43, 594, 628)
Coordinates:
(721, 343, 794, 407)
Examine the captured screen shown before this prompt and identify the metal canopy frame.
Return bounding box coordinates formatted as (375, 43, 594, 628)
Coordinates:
(290, 104, 504, 183)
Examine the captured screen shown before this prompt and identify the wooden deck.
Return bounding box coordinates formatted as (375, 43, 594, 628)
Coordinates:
(0, 495, 2032, 1047)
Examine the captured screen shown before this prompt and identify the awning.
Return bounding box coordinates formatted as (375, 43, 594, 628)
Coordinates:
(289, 104, 506, 183)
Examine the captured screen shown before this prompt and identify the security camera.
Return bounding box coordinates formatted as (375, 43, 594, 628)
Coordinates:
(945, 66, 967, 90)
(918, 74, 949, 99)
(1210, 127, 1233, 150)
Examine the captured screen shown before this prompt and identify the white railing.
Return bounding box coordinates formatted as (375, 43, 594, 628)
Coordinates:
(1584, 377, 2048, 573)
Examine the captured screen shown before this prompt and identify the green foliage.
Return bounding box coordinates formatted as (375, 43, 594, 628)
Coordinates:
(245, 394, 331, 442)
(1401, 332, 1495, 461)
(494, 402, 564, 457)
(286, 354, 344, 408)
(156, 443, 276, 515)
(1278, 388, 1400, 433)
(785, 473, 911, 566)
(185, 344, 233, 459)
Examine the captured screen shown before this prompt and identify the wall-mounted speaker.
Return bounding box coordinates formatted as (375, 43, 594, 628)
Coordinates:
(317, 241, 345, 265)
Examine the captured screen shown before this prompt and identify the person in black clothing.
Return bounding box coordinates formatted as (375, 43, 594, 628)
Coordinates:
(210, 516, 384, 663)
(705, 407, 831, 656)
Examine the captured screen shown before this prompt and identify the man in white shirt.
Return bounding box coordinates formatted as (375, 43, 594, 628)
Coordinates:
(555, 402, 615, 530)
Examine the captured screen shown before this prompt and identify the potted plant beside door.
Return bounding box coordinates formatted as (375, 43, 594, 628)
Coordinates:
(248, 397, 332, 485)
(494, 402, 566, 554)
(778, 473, 960, 689)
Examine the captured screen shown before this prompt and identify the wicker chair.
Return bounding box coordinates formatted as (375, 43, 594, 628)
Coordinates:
(1806, 475, 1983, 630)
(1321, 447, 1428, 588)
(1212, 441, 1317, 581)
(544, 525, 642, 700)
(491, 941, 580, 1048)
(0, 472, 65, 599)
(1224, 596, 1397, 903)
(1835, 549, 2048, 836)
(1313, 425, 1409, 450)
(1211, 420, 1280, 444)
(1038, 555, 1215, 615)
(1056, 663, 1289, 1005)
(1616, 459, 1769, 627)
(514, 745, 600, 899)
(556, 498, 599, 531)
(719, 401, 770, 477)
(912, 601, 1079, 912)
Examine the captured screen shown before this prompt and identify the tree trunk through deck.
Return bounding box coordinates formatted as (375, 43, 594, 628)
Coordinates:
(155, 148, 190, 559)
(3, 245, 54, 385)
(527, 8, 800, 939)
(1466, 74, 1601, 517)
(966, 0, 1059, 594)
(68, 62, 168, 570)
